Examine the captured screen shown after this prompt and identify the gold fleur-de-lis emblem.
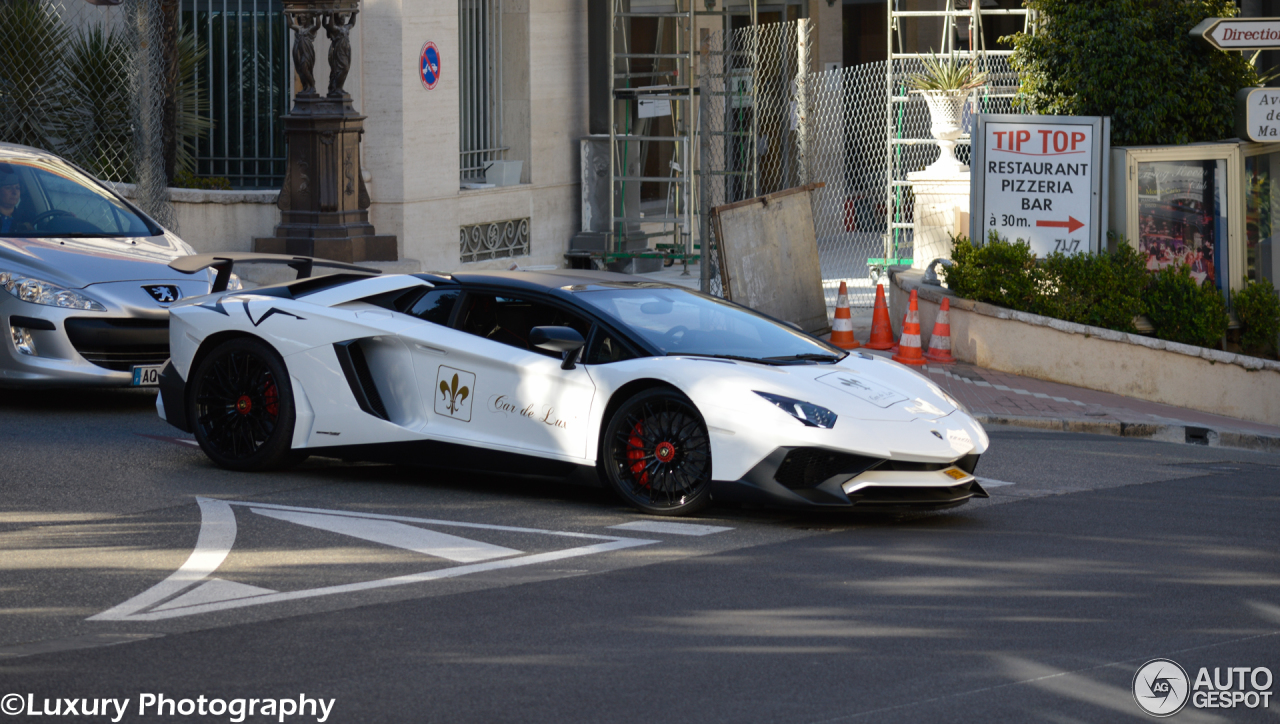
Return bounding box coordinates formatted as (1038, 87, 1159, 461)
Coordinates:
(439, 373, 470, 414)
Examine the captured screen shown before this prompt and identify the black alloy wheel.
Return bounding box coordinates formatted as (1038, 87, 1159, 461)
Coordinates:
(188, 337, 301, 471)
(601, 387, 712, 516)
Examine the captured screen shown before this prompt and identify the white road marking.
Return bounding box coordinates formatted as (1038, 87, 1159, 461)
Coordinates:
(250, 508, 521, 563)
(89, 497, 236, 622)
(153, 579, 277, 612)
(608, 521, 734, 536)
(977, 478, 1018, 488)
(90, 498, 657, 622)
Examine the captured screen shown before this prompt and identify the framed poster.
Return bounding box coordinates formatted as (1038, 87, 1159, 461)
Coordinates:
(1110, 143, 1244, 293)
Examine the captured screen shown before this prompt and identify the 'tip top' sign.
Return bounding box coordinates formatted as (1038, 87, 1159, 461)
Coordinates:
(970, 114, 1110, 257)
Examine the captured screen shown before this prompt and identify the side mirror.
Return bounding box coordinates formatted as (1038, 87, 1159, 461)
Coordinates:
(529, 326, 586, 370)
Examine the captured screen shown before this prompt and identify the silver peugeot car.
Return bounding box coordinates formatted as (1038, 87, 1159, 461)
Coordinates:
(0, 142, 213, 388)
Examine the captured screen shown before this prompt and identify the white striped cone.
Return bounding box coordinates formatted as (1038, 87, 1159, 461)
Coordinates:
(892, 290, 926, 365)
(925, 297, 956, 363)
(829, 281, 859, 349)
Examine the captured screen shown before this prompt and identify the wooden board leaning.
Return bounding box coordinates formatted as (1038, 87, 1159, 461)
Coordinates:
(709, 183, 829, 335)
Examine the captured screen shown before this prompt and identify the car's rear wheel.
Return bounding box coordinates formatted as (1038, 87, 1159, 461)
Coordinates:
(189, 337, 302, 471)
(600, 387, 712, 516)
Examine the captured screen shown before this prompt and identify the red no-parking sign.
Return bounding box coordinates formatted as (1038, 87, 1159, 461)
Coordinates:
(420, 41, 441, 90)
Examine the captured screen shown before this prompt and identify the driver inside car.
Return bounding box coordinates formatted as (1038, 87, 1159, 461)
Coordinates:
(0, 169, 28, 235)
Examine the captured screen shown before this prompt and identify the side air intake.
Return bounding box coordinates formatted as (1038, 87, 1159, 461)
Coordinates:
(333, 340, 390, 421)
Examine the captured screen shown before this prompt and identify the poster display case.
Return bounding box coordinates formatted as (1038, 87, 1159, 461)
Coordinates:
(1110, 143, 1244, 293)
(1242, 142, 1280, 288)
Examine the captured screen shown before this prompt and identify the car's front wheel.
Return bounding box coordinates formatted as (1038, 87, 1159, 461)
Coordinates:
(188, 337, 302, 471)
(600, 387, 712, 516)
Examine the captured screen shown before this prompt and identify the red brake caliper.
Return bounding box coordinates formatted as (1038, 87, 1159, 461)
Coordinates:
(627, 421, 649, 487)
(263, 381, 279, 417)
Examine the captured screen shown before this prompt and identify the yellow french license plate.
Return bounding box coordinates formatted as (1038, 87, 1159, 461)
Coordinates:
(943, 467, 969, 481)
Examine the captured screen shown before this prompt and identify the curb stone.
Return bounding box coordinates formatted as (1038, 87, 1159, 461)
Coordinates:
(977, 414, 1280, 453)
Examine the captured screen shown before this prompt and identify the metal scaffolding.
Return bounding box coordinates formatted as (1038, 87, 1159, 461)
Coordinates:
(884, 0, 1035, 268)
(603, 0, 768, 275)
(607, 0, 699, 269)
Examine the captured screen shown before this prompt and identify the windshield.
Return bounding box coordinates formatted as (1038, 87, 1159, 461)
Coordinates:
(576, 287, 845, 364)
(0, 158, 158, 238)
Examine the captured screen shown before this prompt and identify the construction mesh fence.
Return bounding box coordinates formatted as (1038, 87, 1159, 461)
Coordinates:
(0, 0, 175, 228)
(699, 41, 1019, 309)
(805, 56, 1019, 307)
(698, 19, 810, 298)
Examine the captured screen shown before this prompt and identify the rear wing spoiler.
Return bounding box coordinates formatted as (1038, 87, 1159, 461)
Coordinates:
(169, 252, 381, 293)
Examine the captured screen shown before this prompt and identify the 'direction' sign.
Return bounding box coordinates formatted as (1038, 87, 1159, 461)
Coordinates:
(970, 114, 1110, 257)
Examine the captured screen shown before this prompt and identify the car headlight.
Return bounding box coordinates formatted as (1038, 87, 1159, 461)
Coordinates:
(204, 268, 243, 291)
(754, 391, 838, 429)
(0, 271, 106, 311)
(940, 390, 970, 414)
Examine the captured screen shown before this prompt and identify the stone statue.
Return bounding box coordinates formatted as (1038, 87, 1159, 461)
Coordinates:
(287, 11, 321, 96)
(323, 11, 357, 98)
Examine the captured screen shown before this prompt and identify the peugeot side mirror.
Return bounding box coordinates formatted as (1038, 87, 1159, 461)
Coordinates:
(529, 326, 586, 370)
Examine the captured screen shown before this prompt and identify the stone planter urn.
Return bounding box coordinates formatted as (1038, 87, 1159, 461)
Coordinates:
(917, 89, 970, 174)
(907, 89, 972, 271)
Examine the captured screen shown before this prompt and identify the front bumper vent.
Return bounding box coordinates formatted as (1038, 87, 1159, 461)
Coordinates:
(64, 317, 169, 371)
(774, 448, 881, 489)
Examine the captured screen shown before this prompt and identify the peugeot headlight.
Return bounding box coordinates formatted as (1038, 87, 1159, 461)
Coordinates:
(206, 268, 244, 291)
(0, 271, 106, 311)
(754, 391, 838, 429)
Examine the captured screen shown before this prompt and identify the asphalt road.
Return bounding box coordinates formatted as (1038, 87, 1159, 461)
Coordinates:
(1, 387, 1278, 723)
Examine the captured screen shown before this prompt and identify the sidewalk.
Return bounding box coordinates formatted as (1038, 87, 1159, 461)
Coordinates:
(822, 308, 1280, 452)
(860, 346, 1280, 453)
(813, 306, 1280, 450)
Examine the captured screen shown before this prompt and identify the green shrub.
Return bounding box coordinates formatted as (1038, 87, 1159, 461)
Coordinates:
(1042, 242, 1147, 333)
(172, 170, 232, 191)
(1005, 0, 1259, 146)
(1232, 280, 1280, 357)
(1143, 265, 1230, 348)
(944, 232, 1053, 314)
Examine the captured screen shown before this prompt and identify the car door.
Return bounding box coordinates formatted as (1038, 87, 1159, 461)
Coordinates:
(401, 287, 597, 462)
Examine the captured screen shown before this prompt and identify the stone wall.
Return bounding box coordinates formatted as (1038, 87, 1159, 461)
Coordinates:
(109, 183, 278, 254)
(889, 268, 1280, 426)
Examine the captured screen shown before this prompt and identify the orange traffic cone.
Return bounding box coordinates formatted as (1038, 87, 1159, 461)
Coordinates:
(864, 284, 894, 350)
(889, 310, 907, 354)
(892, 289, 927, 366)
(829, 281, 860, 349)
(925, 297, 956, 364)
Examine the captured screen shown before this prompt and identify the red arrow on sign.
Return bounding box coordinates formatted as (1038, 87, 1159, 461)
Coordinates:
(1036, 217, 1085, 233)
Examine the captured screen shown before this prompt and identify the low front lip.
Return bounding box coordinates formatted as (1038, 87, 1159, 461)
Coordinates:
(711, 444, 983, 509)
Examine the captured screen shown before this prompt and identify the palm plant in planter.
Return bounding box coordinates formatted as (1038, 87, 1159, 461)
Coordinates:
(907, 51, 987, 174)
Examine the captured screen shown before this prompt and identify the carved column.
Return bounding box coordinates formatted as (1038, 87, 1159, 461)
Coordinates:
(255, 0, 396, 263)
